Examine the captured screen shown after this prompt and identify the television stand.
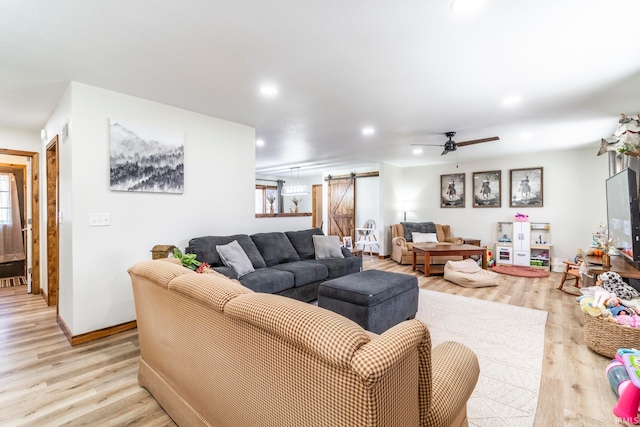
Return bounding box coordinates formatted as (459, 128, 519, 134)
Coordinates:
(584, 254, 640, 283)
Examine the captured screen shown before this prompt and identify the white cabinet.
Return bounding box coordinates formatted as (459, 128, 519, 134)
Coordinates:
(513, 222, 531, 266)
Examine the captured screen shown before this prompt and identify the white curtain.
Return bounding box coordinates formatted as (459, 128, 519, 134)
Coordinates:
(0, 173, 25, 263)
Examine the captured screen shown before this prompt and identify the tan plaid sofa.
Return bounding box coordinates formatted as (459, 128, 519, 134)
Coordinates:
(391, 223, 464, 265)
(128, 258, 479, 427)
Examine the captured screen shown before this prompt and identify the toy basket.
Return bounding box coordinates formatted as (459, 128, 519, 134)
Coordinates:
(583, 314, 640, 358)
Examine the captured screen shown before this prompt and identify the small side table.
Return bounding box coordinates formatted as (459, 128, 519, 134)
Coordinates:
(349, 248, 363, 258)
(462, 238, 481, 246)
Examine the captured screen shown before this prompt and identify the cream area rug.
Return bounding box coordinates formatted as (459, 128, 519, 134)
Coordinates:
(415, 290, 548, 427)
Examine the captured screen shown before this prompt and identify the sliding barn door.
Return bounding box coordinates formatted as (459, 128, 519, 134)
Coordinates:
(328, 177, 355, 241)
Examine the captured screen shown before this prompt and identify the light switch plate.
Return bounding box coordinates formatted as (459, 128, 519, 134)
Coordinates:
(89, 213, 111, 226)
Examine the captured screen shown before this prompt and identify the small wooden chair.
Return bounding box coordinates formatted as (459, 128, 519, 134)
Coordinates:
(557, 260, 582, 291)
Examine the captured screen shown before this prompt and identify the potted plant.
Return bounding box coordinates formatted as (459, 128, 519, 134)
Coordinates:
(173, 247, 201, 270)
(266, 193, 275, 213)
(291, 196, 302, 213)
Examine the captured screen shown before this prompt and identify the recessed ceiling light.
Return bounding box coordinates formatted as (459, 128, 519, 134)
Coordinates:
(502, 95, 522, 107)
(260, 85, 278, 96)
(256, 138, 265, 147)
(362, 127, 375, 136)
(413, 148, 423, 155)
(521, 132, 533, 139)
(450, 0, 483, 13)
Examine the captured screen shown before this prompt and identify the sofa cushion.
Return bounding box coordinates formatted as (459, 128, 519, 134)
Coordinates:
(187, 235, 267, 269)
(251, 232, 300, 266)
(269, 261, 328, 287)
(312, 235, 344, 259)
(401, 222, 436, 242)
(412, 232, 438, 243)
(285, 228, 324, 260)
(216, 240, 255, 278)
(237, 268, 294, 294)
(310, 256, 362, 279)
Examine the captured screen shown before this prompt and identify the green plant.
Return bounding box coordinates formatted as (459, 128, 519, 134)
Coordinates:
(173, 247, 201, 270)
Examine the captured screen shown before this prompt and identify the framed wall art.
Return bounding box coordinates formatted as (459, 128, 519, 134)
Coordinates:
(473, 170, 501, 208)
(440, 173, 465, 208)
(510, 167, 543, 207)
(109, 118, 184, 193)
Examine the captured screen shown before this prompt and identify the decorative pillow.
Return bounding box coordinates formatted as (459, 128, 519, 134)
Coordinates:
(215, 240, 255, 278)
(412, 232, 438, 243)
(312, 235, 344, 260)
(401, 222, 436, 241)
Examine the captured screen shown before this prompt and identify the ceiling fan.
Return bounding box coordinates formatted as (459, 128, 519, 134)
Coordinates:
(411, 131, 500, 156)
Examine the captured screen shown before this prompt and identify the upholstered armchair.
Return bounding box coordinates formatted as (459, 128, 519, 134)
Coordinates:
(391, 223, 463, 265)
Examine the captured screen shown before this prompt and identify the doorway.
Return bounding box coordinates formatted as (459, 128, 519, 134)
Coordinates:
(311, 184, 323, 229)
(0, 148, 40, 295)
(0, 164, 27, 284)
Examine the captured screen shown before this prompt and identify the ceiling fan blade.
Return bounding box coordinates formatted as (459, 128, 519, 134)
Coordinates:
(440, 149, 449, 156)
(410, 143, 444, 147)
(455, 136, 500, 147)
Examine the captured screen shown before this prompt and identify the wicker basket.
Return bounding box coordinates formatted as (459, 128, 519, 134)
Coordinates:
(583, 314, 640, 358)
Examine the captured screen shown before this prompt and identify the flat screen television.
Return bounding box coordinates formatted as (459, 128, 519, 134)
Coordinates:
(606, 168, 640, 262)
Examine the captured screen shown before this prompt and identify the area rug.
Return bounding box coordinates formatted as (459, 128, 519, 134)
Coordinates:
(415, 289, 547, 427)
(491, 265, 550, 278)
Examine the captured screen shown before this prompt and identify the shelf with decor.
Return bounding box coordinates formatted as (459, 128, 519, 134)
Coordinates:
(530, 222, 551, 270)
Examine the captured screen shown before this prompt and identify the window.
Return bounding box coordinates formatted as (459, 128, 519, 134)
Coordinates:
(0, 174, 11, 225)
(255, 185, 278, 214)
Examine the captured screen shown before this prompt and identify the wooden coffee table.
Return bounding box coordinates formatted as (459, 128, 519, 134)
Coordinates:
(412, 244, 487, 277)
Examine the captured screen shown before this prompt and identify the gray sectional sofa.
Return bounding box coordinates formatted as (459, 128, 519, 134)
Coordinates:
(186, 228, 362, 302)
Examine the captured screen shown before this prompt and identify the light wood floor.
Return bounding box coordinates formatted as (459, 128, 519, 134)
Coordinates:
(0, 258, 627, 426)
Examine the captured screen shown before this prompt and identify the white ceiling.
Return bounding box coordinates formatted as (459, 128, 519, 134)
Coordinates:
(2, 1, 640, 177)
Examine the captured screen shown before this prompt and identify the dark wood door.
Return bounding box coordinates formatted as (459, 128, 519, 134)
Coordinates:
(328, 177, 355, 241)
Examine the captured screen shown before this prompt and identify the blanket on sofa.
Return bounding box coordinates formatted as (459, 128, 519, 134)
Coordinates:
(401, 222, 436, 242)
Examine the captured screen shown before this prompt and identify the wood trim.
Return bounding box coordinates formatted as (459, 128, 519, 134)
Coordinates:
(255, 212, 312, 218)
(324, 171, 379, 181)
(46, 136, 59, 308)
(0, 148, 39, 157)
(57, 314, 138, 346)
(31, 153, 40, 294)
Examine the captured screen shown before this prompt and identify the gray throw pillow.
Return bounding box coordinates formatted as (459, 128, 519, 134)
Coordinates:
(216, 240, 255, 278)
(313, 235, 344, 260)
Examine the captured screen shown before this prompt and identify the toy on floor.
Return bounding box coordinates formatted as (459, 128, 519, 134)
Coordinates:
(478, 248, 495, 268)
(606, 348, 640, 423)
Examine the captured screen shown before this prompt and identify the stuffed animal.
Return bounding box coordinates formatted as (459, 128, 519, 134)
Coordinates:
(579, 296, 604, 317)
(592, 290, 617, 308)
(599, 272, 640, 300)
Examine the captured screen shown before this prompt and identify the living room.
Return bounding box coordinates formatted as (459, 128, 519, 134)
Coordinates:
(2, 1, 640, 426)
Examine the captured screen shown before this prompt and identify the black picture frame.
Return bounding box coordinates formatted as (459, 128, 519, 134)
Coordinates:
(510, 167, 543, 207)
(473, 170, 501, 208)
(440, 173, 465, 208)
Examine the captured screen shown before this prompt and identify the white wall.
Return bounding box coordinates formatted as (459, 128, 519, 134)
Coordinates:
(401, 145, 608, 261)
(44, 82, 271, 335)
(0, 126, 41, 152)
(379, 162, 404, 256)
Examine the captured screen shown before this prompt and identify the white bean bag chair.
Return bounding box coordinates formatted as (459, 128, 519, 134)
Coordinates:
(444, 258, 499, 288)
